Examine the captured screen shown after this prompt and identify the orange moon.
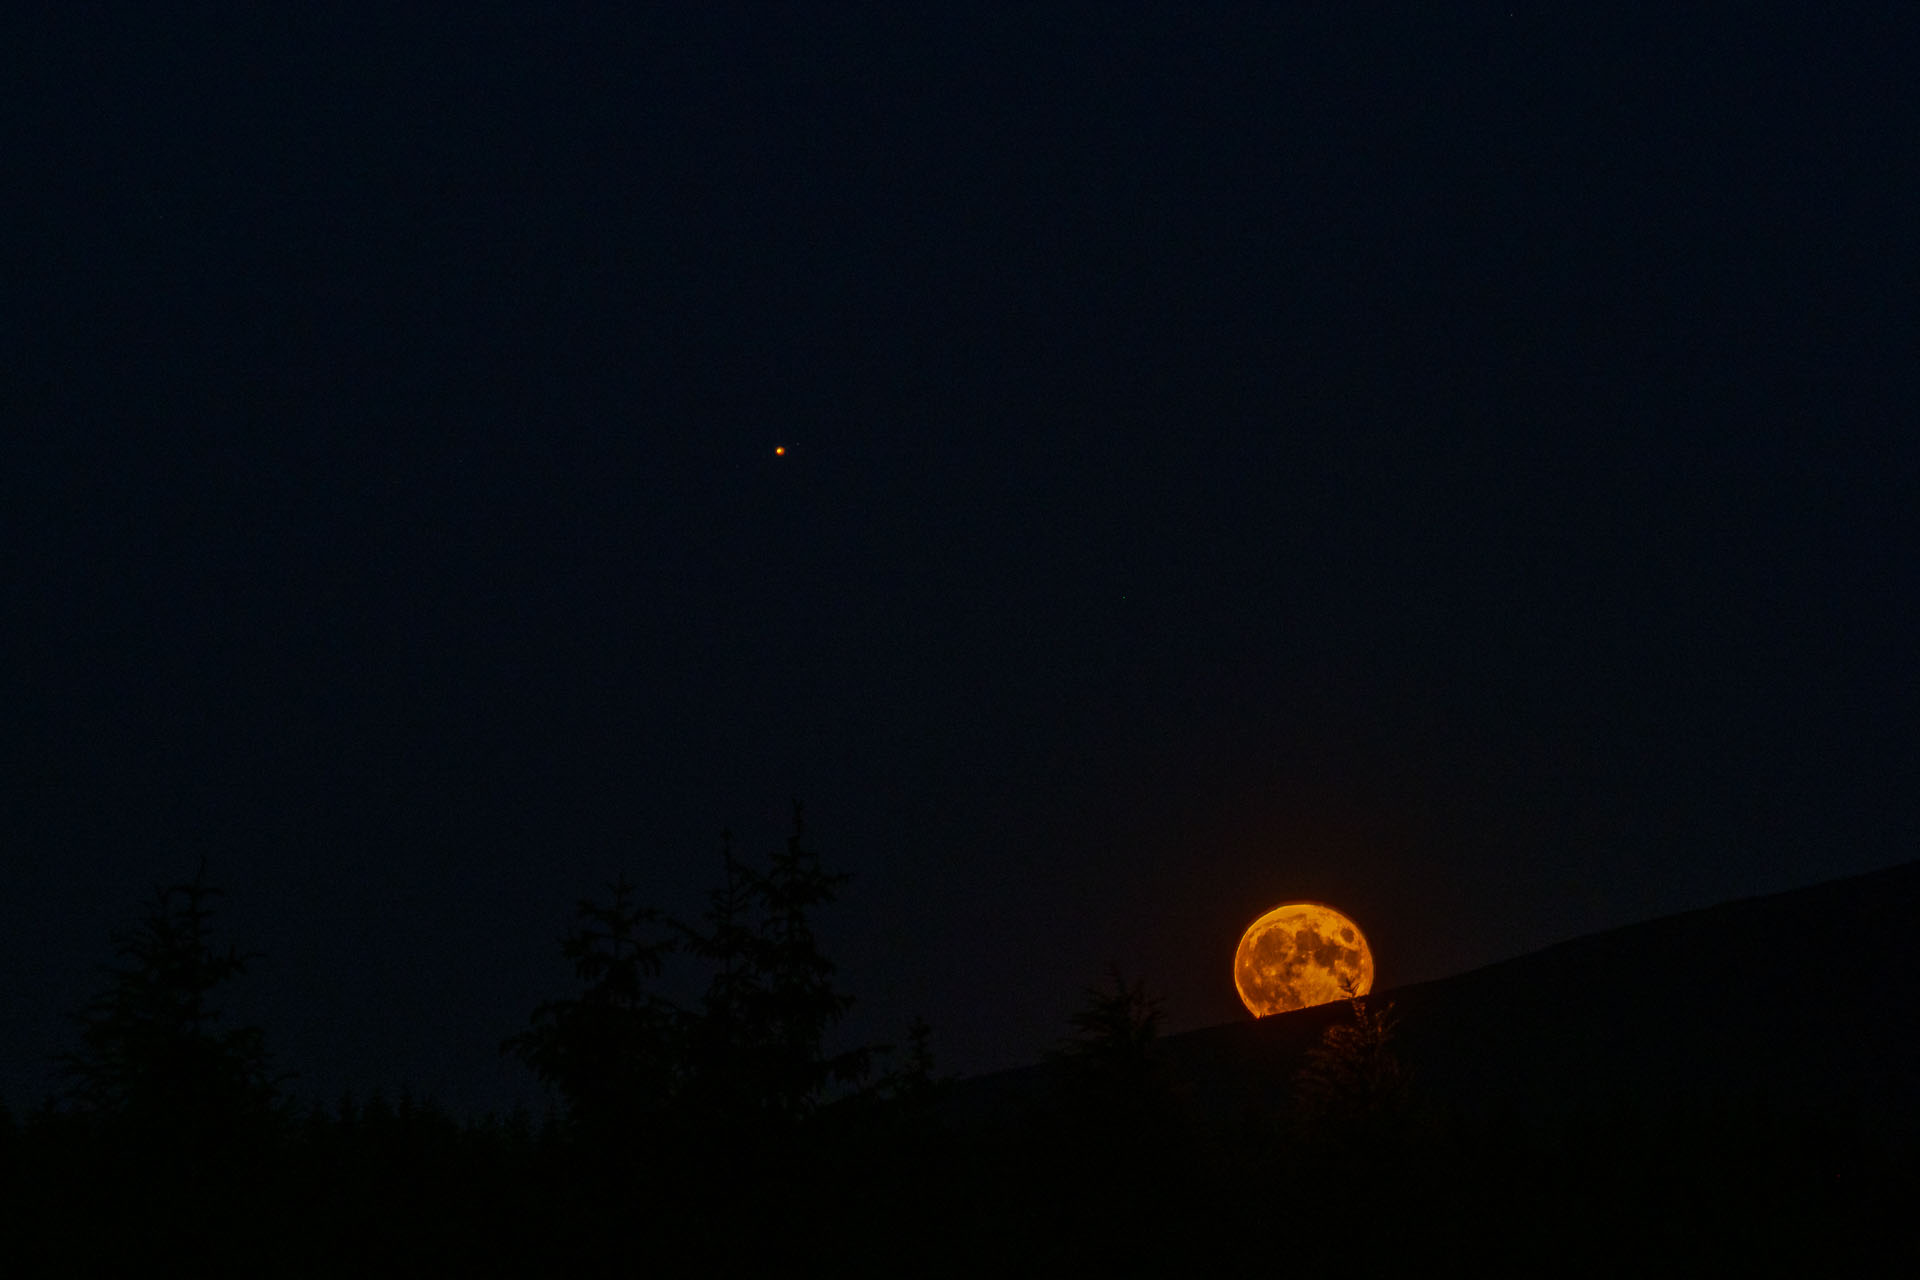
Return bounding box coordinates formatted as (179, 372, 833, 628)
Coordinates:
(1233, 902, 1374, 1017)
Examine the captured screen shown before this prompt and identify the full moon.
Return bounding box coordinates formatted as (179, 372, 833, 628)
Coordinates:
(1233, 902, 1374, 1017)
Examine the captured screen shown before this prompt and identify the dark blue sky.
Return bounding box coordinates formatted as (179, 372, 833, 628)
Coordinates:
(5, 3, 1915, 1117)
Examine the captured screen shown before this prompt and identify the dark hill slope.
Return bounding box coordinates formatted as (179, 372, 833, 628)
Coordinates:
(949, 860, 1920, 1134)
(1164, 858, 1920, 1129)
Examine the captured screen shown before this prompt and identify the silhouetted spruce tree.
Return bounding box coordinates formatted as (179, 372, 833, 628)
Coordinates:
(1291, 976, 1409, 1136)
(1041, 965, 1181, 1238)
(848, 1013, 947, 1158)
(742, 801, 872, 1119)
(1055, 964, 1168, 1117)
(503, 874, 678, 1137)
(1064, 966, 1164, 1055)
(60, 862, 281, 1151)
(673, 828, 768, 1123)
(882, 1015, 939, 1113)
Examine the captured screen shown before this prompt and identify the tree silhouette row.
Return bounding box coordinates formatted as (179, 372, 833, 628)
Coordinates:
(503, 801, 900, 1138)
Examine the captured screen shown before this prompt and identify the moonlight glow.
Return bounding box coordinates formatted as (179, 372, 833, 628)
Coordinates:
(1233, 902, 1374, 1017)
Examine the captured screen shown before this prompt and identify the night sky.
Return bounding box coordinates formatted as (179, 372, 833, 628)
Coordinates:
(6, 4, 1916, 1118)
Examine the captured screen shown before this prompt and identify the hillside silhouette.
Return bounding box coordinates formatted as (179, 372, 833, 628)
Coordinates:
(5, 856, 1914, 1271)
(929, 861, 1919, 1267)
(1136, 858, 1920, 1132)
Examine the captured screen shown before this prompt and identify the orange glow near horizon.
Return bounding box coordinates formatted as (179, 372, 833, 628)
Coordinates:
(1233, 901, 1373, 1017)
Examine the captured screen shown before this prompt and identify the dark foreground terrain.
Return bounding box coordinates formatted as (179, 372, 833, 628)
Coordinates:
(5, 862, 1916, 1273)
